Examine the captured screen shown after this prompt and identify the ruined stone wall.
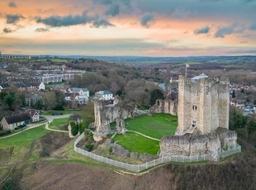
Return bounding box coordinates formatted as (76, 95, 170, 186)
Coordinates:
(218, 78, 229, 129)
(93, 100, 136, 134)
(177, 75, 230, 135)
(149, 99, 177, 116)
(160, 127, 237, 161)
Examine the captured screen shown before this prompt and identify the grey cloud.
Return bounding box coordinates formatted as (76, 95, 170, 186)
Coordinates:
(8, 1, 17, 8)
(6, 14, 24, 24)
(35, 28, 49, 32)
(3, 28, 13, 33)
(214, 24, 244, 38)
(105, 4, 120, 16)
(35, 11, 114, 28)
(94, 0, 131, 16)
(194, 26, 210, 34)
(94, 0, 130, 6)
(140, 14, 154, 27)
(214, 26, 234, 38)
(92, 19, 114, 28)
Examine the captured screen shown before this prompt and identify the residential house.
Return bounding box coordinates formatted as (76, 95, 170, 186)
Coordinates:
(25, 92, 43, 108)
(0, 83, 10, 92)
(191, 73, 208, 82)
(26, 109, 40, 122)
(68, 87, 90, 105)
(38, 82, 45, 91)
(23, 83, 38, 91)
(95, 90, 113, 101)
(41, 73, 74, 84)
(11, 83, 27, 91)
(1, 113, 31, 131)
(70, 88, 89, 96)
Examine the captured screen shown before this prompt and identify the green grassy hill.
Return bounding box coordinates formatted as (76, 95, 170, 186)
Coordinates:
(112, 113, 178, 155)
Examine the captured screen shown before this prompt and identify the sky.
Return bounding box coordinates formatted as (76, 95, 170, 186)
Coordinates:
(0, 0, 256, 56)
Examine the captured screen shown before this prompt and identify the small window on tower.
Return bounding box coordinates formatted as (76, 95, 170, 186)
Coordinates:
(192, 105, 197, 110)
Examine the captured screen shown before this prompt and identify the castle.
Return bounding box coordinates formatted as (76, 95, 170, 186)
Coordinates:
(159, 74, 238, 161)
(91, 74, 239, 161)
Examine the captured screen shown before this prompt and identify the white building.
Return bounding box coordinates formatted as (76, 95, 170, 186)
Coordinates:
(95, 90, 113, 101)
(38, 82, 45, 91)
(41, 74, 74, 84)
(68, 88, 90, 105)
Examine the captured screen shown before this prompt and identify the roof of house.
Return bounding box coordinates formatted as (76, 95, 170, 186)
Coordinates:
(191, 73, 208, 81)
(0, 83, 10, 89)
(71, 88, 88, 92)
(13, 83, 27, 88)
(24, 83, 36, 87)
(25, 109, 39, 117)
(96, 90, 112, 95)
(3, 113, 31, 124)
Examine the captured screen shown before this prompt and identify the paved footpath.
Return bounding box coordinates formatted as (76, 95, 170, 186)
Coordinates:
(0, 114, 71, 139)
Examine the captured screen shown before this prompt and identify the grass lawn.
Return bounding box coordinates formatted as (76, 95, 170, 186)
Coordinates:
(0, 125, 49, 147)
(42, 109, 81, 115)
(113, 132, 159, 155)
(49, 118, 69, 130)
(123, 113, 177, 139)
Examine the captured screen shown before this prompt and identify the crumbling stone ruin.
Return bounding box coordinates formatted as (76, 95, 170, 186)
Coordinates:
(159, 75, 239, 161)
(149, 99, 177, 116)
(93, 96, 137, 135)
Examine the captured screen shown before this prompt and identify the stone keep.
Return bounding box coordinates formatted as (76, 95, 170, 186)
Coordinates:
(176, 75, 229, 135)
(159, 75, 238, 161)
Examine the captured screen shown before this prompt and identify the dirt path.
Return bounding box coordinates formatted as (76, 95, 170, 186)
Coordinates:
(127, 130, 160, 141)
(45, 121, 68, 133)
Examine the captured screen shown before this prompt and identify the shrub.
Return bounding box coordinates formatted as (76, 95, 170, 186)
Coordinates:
(70, 122, 79, 136)
(14, 124, 27, 130)
(109, 146, 113, 154)
(85, 143, 94, 152)
(78, 122, 86, 134)
(0, 130, 11, 136)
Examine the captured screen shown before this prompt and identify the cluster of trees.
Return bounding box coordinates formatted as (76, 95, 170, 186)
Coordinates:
(234, 90, 256, 105)
(43, 91, 66, 110)
(70, 70, 165, 109)
(70, 71, 126, 95)
(198, 70, 256, 86)
(0, 90, 66, 113)
(124, 79, 164, 109)
(229, 106, 256, 146)
(0, 92, 25, 110)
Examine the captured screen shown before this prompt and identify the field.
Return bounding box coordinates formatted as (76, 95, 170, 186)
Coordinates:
(0, 125, 49, 147)
(112, 113, 177, 155)
(113, 132, 159, 155)
(49, 118, 69, 130)
(124, 113, 177, 139)
(42, 109, 81, 115)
